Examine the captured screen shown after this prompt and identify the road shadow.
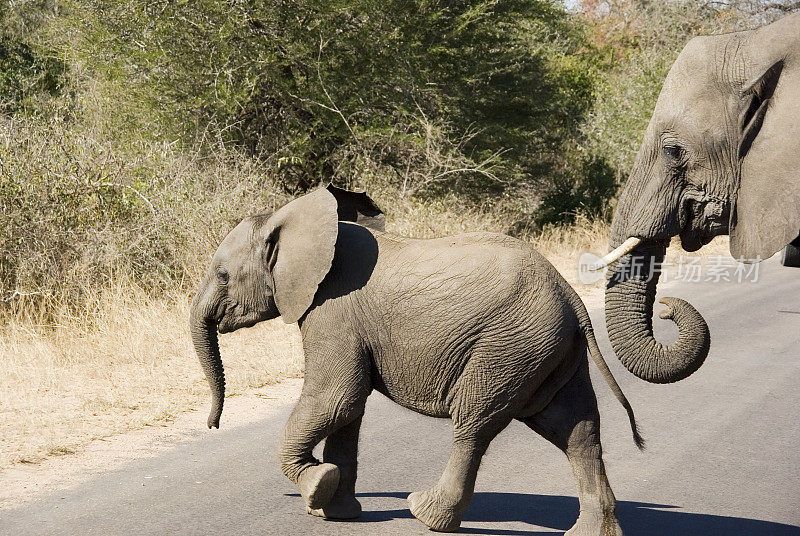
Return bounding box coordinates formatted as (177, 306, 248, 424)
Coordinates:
(345, 492, 800, 535)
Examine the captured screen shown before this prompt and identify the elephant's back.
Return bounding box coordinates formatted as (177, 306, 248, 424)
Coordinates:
(374, 230, 566, 281)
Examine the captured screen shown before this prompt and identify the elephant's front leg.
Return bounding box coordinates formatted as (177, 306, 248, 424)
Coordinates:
(307, 416, 363, 519)
(278, 337, 370, 512)
(278, 396, 345, 510)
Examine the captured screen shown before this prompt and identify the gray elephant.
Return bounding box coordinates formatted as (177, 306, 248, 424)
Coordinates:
(190, 186, 643, 534)
(592, 13, 800, 384)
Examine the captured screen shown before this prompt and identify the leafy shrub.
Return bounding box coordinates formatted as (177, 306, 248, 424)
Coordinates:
(89, 0, 600, 201)
(0, 117, 290, 315)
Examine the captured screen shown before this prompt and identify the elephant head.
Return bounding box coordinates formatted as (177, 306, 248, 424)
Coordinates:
(190, 185, 384, 428)
(603, 13, 800, 383)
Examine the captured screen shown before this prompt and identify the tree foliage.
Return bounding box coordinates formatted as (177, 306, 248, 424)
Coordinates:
(2, 0, 799, 310)
(89, 0, 601, 204)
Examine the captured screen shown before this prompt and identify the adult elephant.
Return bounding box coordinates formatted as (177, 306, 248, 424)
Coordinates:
(595, 13, 799, 384)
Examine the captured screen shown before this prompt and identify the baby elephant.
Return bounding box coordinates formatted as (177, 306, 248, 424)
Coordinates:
(190, 185, 643, 535)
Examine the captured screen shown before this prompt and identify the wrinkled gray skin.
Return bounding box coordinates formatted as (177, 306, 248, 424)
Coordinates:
(191, 185, 643, 534)
(606, 13, 800, 384)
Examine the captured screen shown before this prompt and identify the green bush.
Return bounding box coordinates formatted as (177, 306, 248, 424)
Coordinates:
(89, 0, 600, 200)
(0, 117, 290, 313)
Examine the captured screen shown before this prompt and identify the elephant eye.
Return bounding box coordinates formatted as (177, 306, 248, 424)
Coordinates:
(217, 269, 229, 285)
(662, 144, 683, 161)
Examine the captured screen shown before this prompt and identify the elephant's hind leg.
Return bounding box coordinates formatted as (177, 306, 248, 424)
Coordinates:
(522, 361, 623, 536)
(408, 361, 516, 532)
(407, 433, 503, 532)
(307, 416, 363, 520)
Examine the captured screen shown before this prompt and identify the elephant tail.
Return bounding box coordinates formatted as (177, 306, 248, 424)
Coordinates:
(566, 286, 644, 450)
(584, 324, 645, 450)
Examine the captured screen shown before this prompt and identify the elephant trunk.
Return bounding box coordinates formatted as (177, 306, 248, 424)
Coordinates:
(605, 242, 710, 383)
(190, 293, 225, 428)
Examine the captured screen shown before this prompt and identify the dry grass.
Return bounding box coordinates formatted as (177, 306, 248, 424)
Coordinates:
(0, 280, 302, 469)
(532, 215, 611, 291)
(376, 192, 513, 238)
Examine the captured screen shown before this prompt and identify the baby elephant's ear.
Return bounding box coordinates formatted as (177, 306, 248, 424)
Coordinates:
(326, 184, 385, 231)
(267, 188, 339, 324)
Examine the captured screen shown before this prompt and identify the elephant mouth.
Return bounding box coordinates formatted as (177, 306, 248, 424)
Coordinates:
(679, 229, 704, 252)
(679, 218, 725, 252)
(678, 194, 729, 252)
(217, 304, 274, 334)
(217, 318, 235, 334)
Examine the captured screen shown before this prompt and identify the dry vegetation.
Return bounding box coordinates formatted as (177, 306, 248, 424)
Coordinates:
(0, 281, 302, 468)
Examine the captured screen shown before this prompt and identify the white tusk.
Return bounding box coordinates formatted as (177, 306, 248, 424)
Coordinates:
(587, 237, 642, 271)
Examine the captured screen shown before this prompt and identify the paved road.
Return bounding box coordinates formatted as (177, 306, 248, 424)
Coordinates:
(4, 259, 800, 535)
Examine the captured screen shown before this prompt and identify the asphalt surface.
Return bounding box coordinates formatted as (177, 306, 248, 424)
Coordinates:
(3, 258, 800, 535)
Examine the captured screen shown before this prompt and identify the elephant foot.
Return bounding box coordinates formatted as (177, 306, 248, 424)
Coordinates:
(296, 463, 340, 510)
(307, 492, 362, 520)
(565, 509, 624, 536)
(408, 488, 465, 533)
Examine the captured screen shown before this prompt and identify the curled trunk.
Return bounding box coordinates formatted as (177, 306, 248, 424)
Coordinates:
(605, 242, 710, 383)
(190, 302, 225, 428)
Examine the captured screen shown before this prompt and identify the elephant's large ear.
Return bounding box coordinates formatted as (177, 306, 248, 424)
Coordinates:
(730, 58, 800, 260)
(326, 184, 385, 231)
(266, 188, 338, 324)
